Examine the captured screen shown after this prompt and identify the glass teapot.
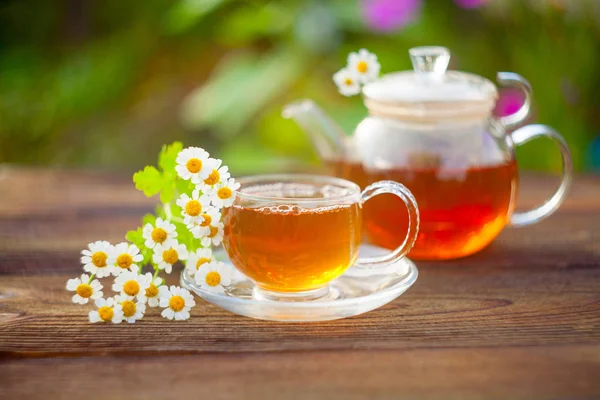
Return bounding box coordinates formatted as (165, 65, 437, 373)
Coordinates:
(283, 46, 572, 260)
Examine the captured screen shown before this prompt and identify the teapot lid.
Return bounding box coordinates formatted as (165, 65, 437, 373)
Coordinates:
(362, 46, 498, 121)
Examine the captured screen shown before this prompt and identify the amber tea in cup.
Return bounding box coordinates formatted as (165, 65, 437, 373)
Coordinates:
(222, 174, 419, 300)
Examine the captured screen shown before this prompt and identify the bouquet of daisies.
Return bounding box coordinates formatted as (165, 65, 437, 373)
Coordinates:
(66, 142, 238, 323)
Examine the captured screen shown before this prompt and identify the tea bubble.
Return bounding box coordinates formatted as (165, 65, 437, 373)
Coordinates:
(277, 205, 290, 215)
(261, 207, 272, 215)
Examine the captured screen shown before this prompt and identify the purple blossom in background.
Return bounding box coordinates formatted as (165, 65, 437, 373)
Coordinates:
(361, 0, 422, 32)
(454, 0, 487, 9)
(494, 89, 524, 117)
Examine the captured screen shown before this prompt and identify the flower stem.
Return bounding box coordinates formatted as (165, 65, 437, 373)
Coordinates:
(87, 273, 95, 284)
(153, 267, 160, 280)
(163, 203, 173, 221)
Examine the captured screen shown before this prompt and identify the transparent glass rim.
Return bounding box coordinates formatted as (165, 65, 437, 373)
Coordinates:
(235, 173, 361, 204)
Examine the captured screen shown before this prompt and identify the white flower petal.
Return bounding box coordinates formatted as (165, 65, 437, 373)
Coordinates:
(161, 308, 175, 320)
(72, 294, 85, 304)
(174, 310, 190, 321)
(89, 311, 101, 323)
(66, 278, 80, 291)
(158, 285, 171, 298)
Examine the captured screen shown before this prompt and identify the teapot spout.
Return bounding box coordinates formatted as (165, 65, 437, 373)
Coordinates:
(282, 99, 348, 162)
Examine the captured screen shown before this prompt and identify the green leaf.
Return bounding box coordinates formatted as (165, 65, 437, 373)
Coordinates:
(158, 141, 183, 176)
(142, 213, 157, 226)
(133, 166, 166, 197)
(174, 220, 197, 251)
(140, 248, 153, 266)
(160, 184, 175, 203)
(154, 204, 165, 220)
(126, 227, 144, 248)
(176, 177, 194, 197)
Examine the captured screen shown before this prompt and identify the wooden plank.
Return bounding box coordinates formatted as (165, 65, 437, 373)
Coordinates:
(1, 263, 599, 356)
(2, 346, 599, 400)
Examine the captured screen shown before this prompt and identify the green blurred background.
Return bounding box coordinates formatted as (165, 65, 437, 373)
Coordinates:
(1, 0, 599, 174)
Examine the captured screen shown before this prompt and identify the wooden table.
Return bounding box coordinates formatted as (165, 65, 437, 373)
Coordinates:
(1, 167, 599, 400)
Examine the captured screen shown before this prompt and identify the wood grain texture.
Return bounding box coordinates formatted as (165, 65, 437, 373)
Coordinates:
(1, 167, 599, 399)
(2, 346, 599, 400)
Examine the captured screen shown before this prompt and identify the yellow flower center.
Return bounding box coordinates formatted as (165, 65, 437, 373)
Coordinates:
(169, 296, 185, 312)
(123, 280, 140, 296)
(357, 60, 368, 73)
(200, 213, 212, 227)
(116, 253, 133, 269)
(98, 306, 114, 322)
(344, 77, 353, 85)
(196, 257, 211, 270)
(217, 187, 232, 200)
(186, 158, 202, 173)
(151, 227, 167, 244)
(91, 251, 107, 268)
(208, 225, 219, 238)
(205, 271, 221, 287)
(76, 283, 93, 298)
(204, 169, 220, 186)
(185, 200, 202, 217)
(121, 300, 137, 318)
(145, 284, 159, 298)
(162, 248, 179, 264)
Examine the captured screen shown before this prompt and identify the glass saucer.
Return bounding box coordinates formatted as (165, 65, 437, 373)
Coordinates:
(180, 244, 418, 322)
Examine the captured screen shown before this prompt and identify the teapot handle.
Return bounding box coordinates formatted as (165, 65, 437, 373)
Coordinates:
(497, 72, 532, 130)
(355, 181, 419, 268)
(509, 124, 573, 227)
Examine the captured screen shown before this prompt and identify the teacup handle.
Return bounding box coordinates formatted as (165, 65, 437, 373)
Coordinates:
(509, 124, 573, 227)
(355, 181, 420, 268)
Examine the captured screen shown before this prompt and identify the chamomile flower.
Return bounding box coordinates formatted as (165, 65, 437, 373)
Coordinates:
(209, 178, 240, 208)
(81, 241, 114, 278)
(347, 48, 380, 84)
(109, 242, 143, 275)
(142, 218, 178, 250)
(142, 273, 163, 307)
(187, 206, 221, 237)
(89, 297, 123, 324)
(199, 158, 231, 190)
(175, 147, 213, 183)
(152, 242, 188, 274)
(176, 189, 211, 225)
(159, 285, 196, 321)
(114, 294, 146, 323)
(198, 221, 224, 247)
(112, 271, 151, 302)
(333, 68, 361, 97)
(186, 248, 214, 276)
(195, 261, 232, 294)
(66, 274, 103, 304)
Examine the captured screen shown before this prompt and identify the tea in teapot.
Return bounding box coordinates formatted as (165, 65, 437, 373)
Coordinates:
(284, 46, 571, 260)
(327, 158, 517, 260)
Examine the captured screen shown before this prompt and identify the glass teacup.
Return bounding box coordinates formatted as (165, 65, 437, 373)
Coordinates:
(222, 174, 419, 301)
